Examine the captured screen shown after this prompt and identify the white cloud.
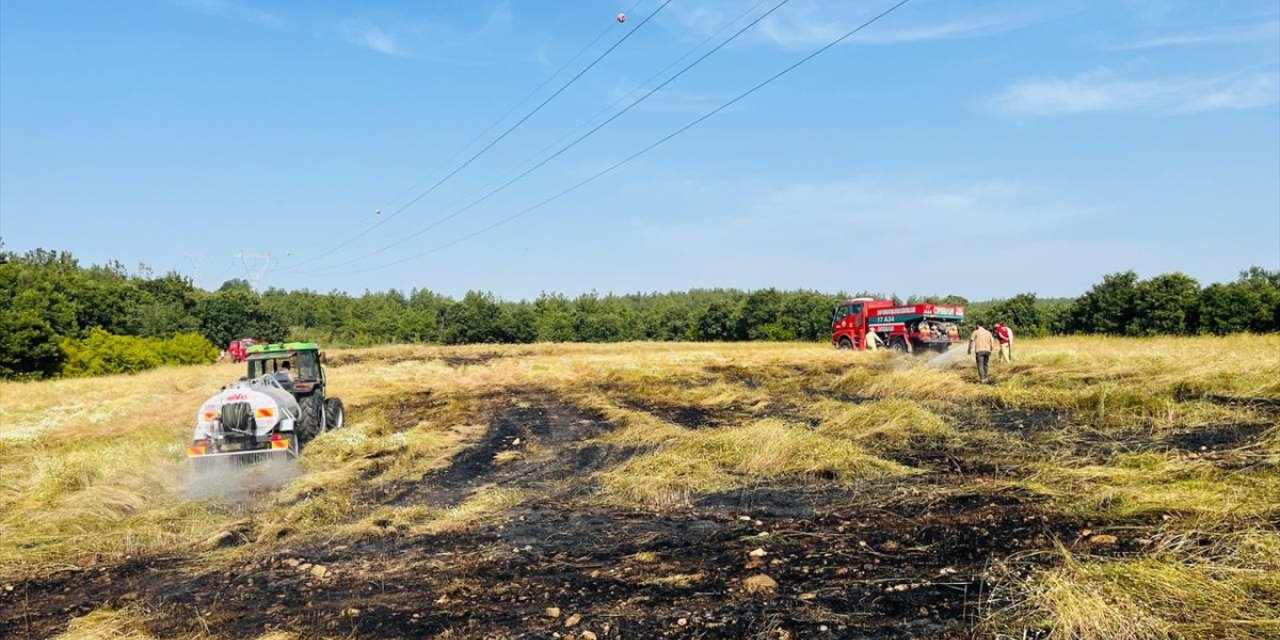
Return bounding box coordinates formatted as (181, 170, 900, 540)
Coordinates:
(341, 22, 409, 57)
(1178, 74, 1280, 113)
(173, 0, 280, 27)
(1108, 19, 1280, 50)
(993, 69, 1280, 115)
(758, 7, 1048, 48)
(534, 44, 553, 73)
(485, 1, 513, 30)
(603, 174, 1101, 298)
(337, 4, 515, 63)
(633, 175, 1075, 248)
(666, 0, 1059, 49)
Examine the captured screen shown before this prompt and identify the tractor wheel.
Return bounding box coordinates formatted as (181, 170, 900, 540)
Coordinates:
(837, 337, 853, 350)
(325, 398, 345, 431)
(298, 394, 323, 444)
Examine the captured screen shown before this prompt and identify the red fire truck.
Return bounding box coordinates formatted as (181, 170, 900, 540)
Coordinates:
(832, 299, 964, 353)
(227, 338, 260, 363)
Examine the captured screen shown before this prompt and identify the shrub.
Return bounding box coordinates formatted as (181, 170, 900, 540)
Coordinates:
(60, 329, 218, 378)
(156, 332, 219, 365)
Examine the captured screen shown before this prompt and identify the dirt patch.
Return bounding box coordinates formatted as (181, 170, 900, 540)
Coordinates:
(0, 486, 1075, 640)
(379, 390, 445, 431)
(440, 352, 504, 368)
(704, 364, 765, 389)
(326, 350, 505, 368)
(617, 398, 741, 429)
(391, 393, 626, 506)
(1177, 393, 1280, 413)
(327, 352, 430, 367)
(1159, 423, 1271, 451)
(974, 408, 1069, 434)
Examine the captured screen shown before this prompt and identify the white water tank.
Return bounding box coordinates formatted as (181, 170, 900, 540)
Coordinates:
(193, 377, 301, 439)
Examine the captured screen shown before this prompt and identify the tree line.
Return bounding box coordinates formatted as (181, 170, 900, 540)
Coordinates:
(1, 247, 1276, 379)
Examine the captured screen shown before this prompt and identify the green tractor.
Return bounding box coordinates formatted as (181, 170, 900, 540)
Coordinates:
(187, 342, 344, 465)
(242, 342, 345, 444)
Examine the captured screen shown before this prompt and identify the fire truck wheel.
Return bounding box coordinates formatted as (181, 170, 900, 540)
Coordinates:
(837, 337, 853, 350)
(890, 339, 908, 354)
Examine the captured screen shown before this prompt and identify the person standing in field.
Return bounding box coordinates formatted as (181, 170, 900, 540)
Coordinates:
(865, 329, 881, 351)
(968, 323, 996, 383)
(995, 323, 1013, 363)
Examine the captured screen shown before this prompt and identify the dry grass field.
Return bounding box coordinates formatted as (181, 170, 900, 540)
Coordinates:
(1, 336, 1277, 639)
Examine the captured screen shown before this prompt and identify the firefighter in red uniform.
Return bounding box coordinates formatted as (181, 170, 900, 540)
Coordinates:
(994, 323, 1013, 363)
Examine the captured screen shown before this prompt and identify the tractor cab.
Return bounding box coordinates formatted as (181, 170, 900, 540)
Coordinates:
(245, 342, 327, 396)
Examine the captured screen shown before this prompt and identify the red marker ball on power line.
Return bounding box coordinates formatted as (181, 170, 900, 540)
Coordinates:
(617, 13, 626, 23)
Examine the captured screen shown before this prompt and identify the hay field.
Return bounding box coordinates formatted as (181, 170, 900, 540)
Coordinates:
(1, 336, 1277, 639)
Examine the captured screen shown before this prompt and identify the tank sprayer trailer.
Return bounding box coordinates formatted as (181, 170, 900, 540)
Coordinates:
(187, 342, 344, 466)
(832, 299, 965, 353)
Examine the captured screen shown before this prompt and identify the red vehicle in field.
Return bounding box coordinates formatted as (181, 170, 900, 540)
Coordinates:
(832, 299, 964, 353)
(227, 338, 260, 363)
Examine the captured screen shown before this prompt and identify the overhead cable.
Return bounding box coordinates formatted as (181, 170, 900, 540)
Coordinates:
(317, 0, 915, 276)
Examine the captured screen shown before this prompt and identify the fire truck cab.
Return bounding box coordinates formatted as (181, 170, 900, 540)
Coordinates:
(832, 299, 964, 354)
(227, 338, 260, 364)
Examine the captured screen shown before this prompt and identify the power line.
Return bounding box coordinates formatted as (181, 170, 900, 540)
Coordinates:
(316, 0, 916, 277)
(184, 252, 207, 283)
(368, 0, 650, 218)
(235, 250, 275, 291)
(209, 256, 238, 287)
(474, 0, 777, 218)
(289, 1, 769, 277)
(286, 0, 668, 270)
(298, 0, 794, 274)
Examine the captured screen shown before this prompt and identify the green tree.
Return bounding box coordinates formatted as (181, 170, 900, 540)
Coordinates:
(1198, 268, 1280, 335)
(779, 291, 840, 341)
(690, 299, 740, 341)
(1067, 271, 1138, 334)
(572, 293, 633, 342)
(990, 293, 1043, 336)
(133, 300, 200, 338)
(1129, 273, 1200, 335)
(440, 291, 504, 344)
(499, 302, 538, 344)
(218, 278, 252, 293)
(196, 289, 286, 347)
(533, 293, 577, 342)
(0, 311, 66, 378)
(736, 288, 784, 340)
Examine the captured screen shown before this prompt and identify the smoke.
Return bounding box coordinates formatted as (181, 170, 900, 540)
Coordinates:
(185, 455, 299, 502)
(926, 345, 969, 369)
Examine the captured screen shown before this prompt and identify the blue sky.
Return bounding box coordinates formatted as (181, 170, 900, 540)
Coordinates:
(2, 0, 1277, 300)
